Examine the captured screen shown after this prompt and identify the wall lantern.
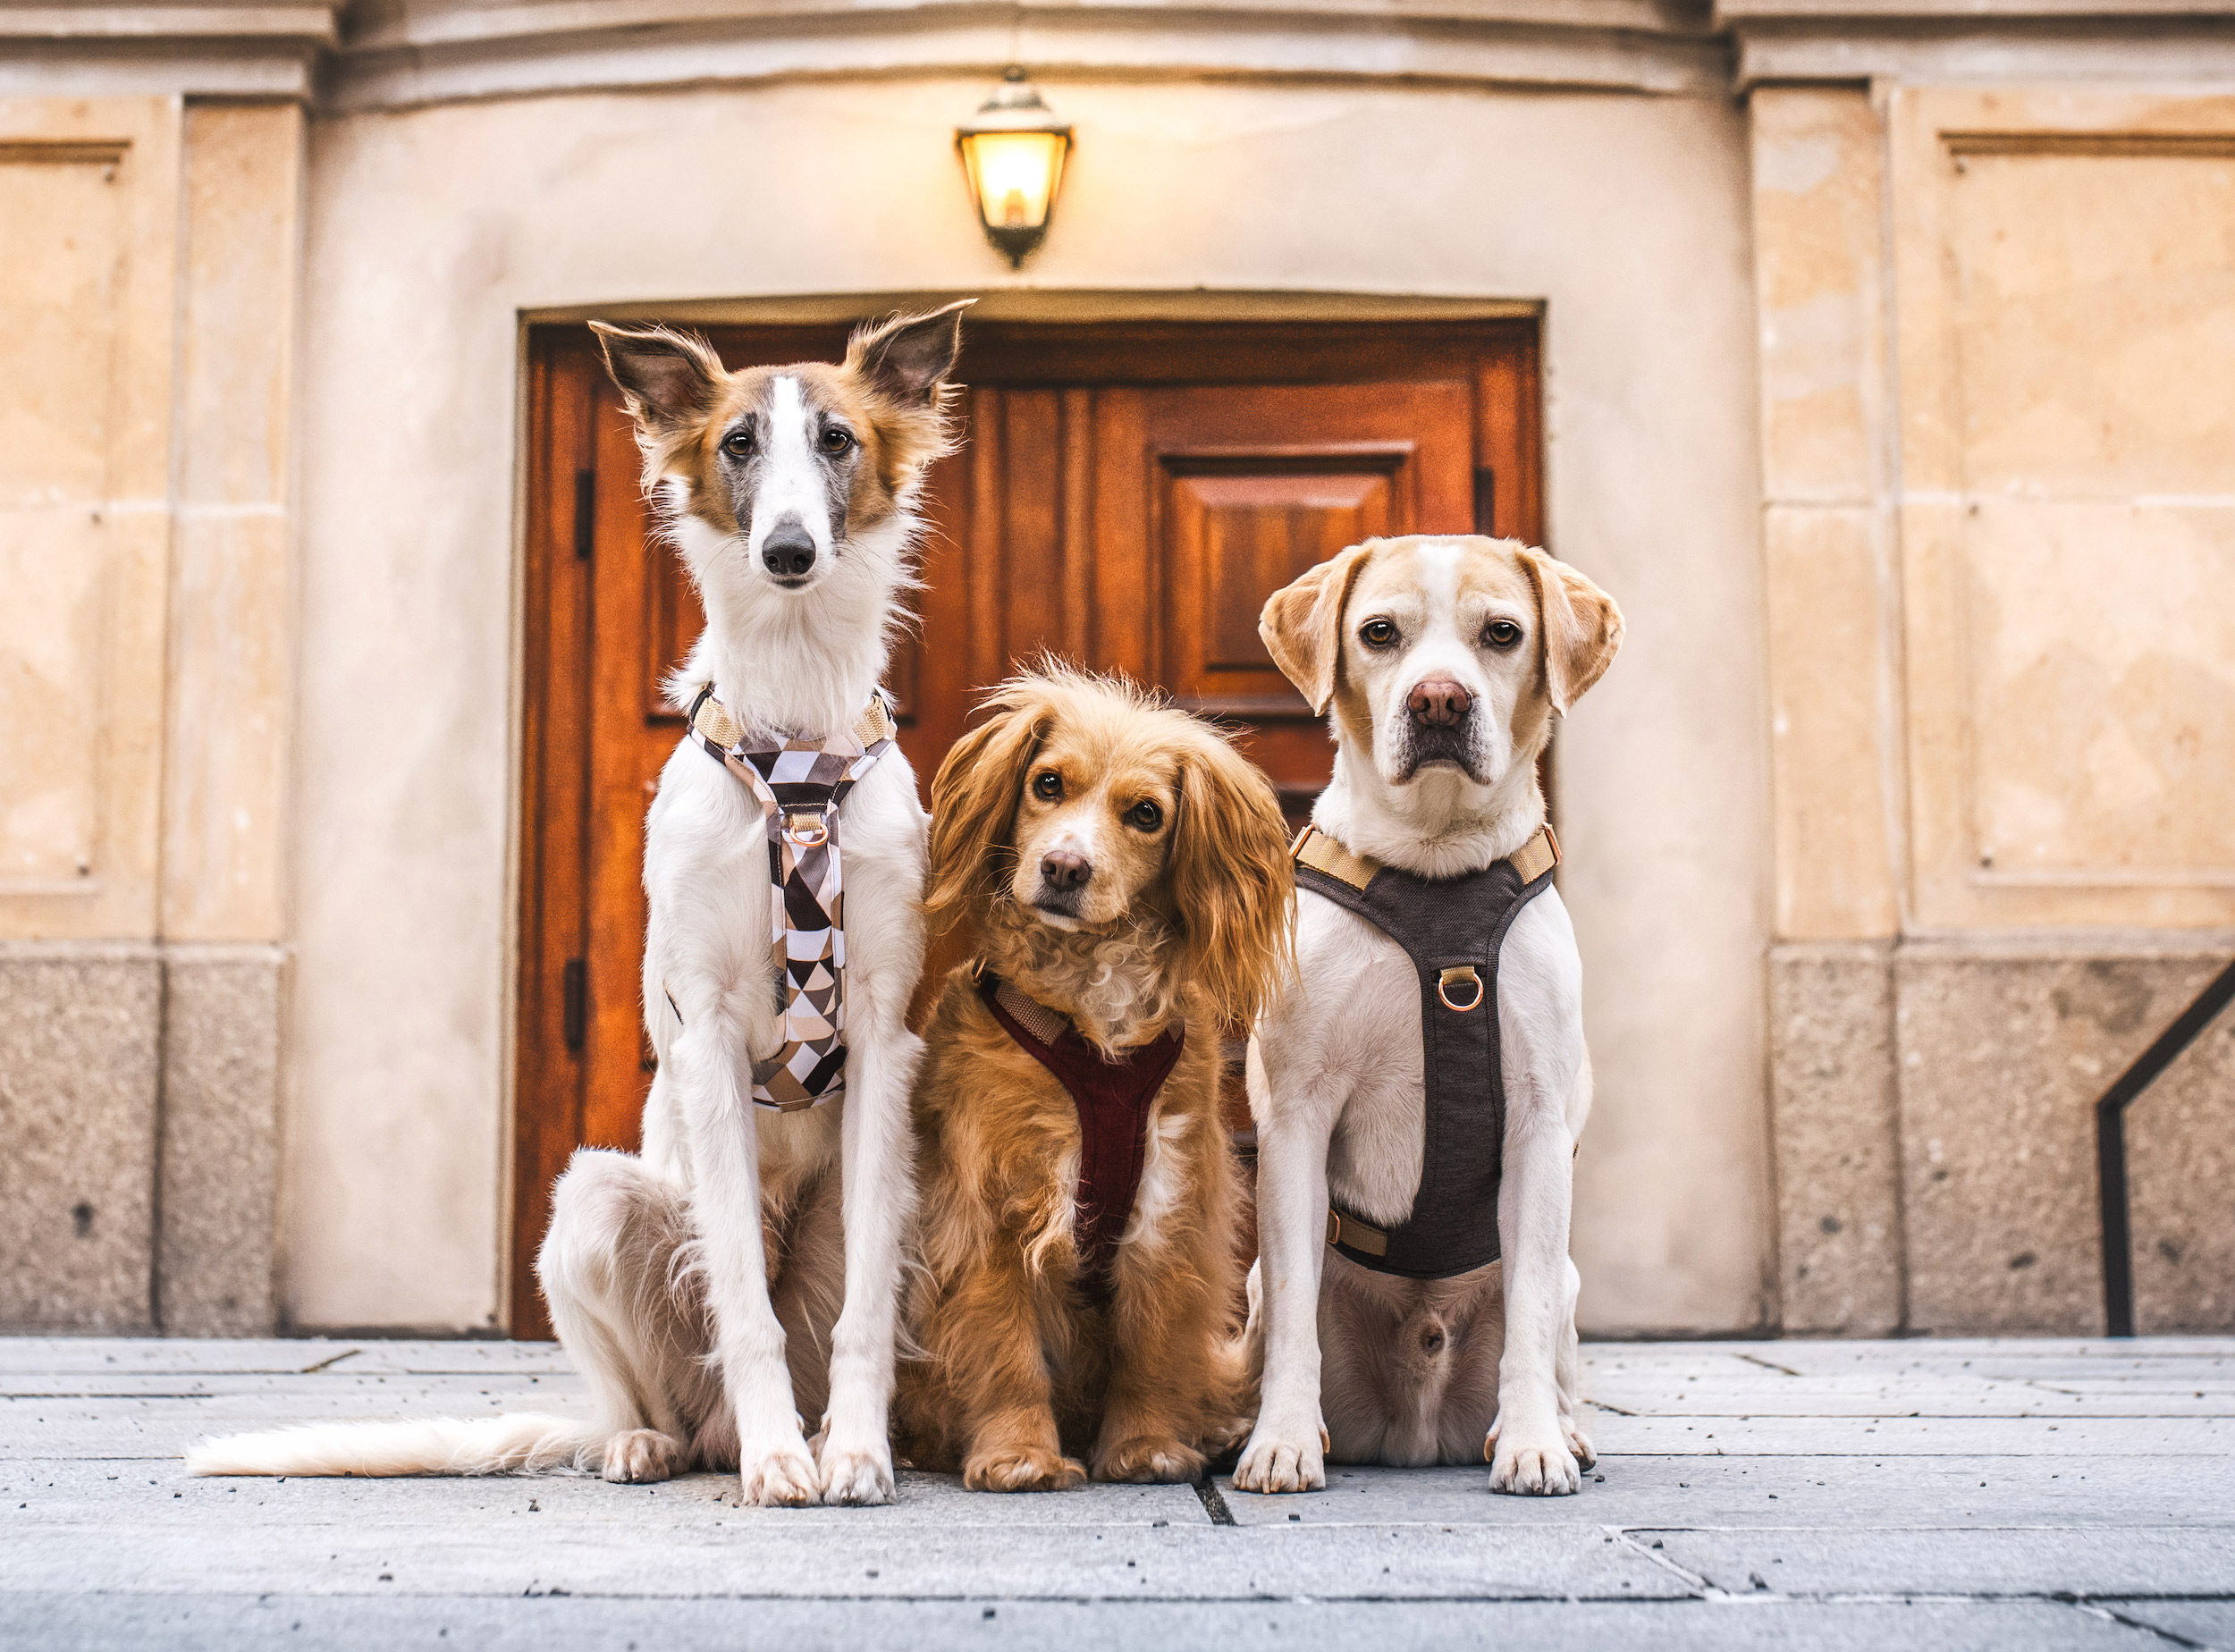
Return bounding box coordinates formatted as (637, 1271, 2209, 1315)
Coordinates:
(956, 68, 1072, 268)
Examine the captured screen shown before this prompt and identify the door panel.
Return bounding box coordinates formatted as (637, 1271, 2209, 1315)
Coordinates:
(513, 317, 1540, 1334)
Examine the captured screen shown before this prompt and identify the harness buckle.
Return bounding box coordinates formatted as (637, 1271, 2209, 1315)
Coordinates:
(1437, 965, 1485, 1013)
(784, 809, 830, 848)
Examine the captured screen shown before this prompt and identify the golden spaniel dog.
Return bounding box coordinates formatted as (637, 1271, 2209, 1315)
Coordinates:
(896, 668, 1293, 1490)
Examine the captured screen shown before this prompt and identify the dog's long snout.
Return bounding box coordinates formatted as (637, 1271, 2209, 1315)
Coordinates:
(1040, 849, 1092, 890)
(762, 515, 818, 580)
(1406, 677, 1472, 728)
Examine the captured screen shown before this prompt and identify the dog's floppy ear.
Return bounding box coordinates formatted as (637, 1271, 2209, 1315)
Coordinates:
(924, 677, 1053, 935)
(1167, 730, 1295, 1027)
(591, 323, 724, 434)
(1516, 546, 1624, 713)
(849, 299, 973, 406)
(1259, 541, 1380, 716)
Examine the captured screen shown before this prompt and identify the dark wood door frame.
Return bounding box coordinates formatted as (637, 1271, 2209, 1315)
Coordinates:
(510, 316, 1543, 1336)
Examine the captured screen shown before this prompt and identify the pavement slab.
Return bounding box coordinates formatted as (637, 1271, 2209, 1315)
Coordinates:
(0, 1596, 2186, 1652)
(4, 1335, 2231, 1650)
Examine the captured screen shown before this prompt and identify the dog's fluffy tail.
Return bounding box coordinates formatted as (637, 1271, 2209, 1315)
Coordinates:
(185, 1412, 598, 1479)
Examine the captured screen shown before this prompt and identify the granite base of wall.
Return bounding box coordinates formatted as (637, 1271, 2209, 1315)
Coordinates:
(1769, 937, 2235, 1336)
(0, 946, 163, 1332)
(158, 946, 286, 1336)
(1768, 942, 1902, 1335)
(0, 941, 285, 1335)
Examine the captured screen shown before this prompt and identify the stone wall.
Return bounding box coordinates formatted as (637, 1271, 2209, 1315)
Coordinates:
(1751, 85, 2235, 1336)
(0, 97, 301, 1334)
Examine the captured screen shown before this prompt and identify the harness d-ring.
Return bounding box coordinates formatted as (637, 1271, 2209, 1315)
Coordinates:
(1437, 965, 1484, 1013)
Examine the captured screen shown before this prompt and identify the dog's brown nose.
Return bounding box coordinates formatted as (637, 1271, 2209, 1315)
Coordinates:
(1040, 849, 1092, 890)
(1407, 678, 1472, 727)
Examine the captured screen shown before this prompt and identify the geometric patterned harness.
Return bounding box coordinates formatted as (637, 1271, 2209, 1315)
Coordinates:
(677, 683, 896, 1112)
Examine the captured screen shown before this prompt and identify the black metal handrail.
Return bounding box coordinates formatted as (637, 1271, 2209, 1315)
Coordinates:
(2096, 957, 2235, 1337)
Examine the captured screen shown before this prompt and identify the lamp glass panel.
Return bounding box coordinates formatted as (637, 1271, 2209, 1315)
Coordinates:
(962, 131, 1066, 231)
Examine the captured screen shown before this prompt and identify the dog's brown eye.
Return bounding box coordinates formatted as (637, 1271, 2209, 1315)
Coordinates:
(820, 426, 855, 455)
(1360, 619, 1398, 649)
(1032, 771, 1062, 802)
(1484, 620, 1522, 649)
(1126, 800, 1163, 832)
(722, 429, 755, 459)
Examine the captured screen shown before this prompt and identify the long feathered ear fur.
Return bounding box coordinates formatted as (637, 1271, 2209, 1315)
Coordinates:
(1167, 728, 1295, 1027)
(924, 679, 1056, 937)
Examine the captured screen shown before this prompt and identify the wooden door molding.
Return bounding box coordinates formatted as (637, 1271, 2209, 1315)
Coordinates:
(511, 316, 1542, 1335)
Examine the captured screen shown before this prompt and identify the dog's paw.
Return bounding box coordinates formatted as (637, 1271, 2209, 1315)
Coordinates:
(1199, 1412, 1255, 1461)
(963, 1446, 1088, 1493)
(1486, 1427, 1581, 1496)
(738, 1441, 822, 1507)
(601, 1428, 681, 1484)
(1231, 1421, 1325, 1495)
(1092, 1436, 1204, 1485)
(816, 1434, 896, 1506)
(1562, 1418, 1598, 1472)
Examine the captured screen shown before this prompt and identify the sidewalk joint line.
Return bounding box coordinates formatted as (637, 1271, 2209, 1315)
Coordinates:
(1193, 1474, 1236, 1526)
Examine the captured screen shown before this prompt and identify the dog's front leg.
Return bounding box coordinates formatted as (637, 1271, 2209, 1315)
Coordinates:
(815, 1024, 922, 1506)
(1232, 1054, 1333, 1494)
(672, 1018, 822, 1507)
(1488, 1101, 1581, 1496)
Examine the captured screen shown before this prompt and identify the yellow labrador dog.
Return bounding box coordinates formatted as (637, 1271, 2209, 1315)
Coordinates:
(1235, 535, 1621, 1497)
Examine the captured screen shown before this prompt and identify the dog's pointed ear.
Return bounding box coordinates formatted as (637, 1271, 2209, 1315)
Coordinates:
(1259, 541, 1380, 717)
(849, 299, 973, 405)
(591, 323, 724, 435)
(1168, 731, 1295, 1028)
(924, 676, 1051, 934)
(1516, 546, 1624, 714)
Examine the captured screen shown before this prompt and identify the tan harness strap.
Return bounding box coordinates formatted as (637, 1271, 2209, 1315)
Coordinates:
(1292, 821, 1559, 893)
(1325, 1209, 1389, 1258)
(692, 692, 893, 753)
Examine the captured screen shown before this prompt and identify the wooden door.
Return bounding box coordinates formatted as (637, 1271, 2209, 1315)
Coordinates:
(514, 318, 1540, 1335)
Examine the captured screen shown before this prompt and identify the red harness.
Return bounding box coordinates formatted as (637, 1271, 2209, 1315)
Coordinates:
(976, 972, 1184, 1297)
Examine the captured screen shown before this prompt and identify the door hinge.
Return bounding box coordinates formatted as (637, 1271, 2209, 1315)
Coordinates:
(561, 957, 586, 1051)
(573, 468, 595, 560)
(1473, 467, 1497, 537)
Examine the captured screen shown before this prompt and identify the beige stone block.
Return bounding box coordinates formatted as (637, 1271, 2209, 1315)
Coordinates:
(0, 97, 181, 943)
(157, 945, 285, 1336)
(1889, 87, 2235, 931)
(0, 943, 159, 1331)
(178, 103, 299, 509)
(160, 511, 294, 942)
(1768, 942, 1901, 1336)
(0, 143, 125, 505)
(159, 103, 302, 945)
(1750, 88, 1884, 503)
(1895, 944, 2234, 1336)
(1902, 496, 2235, 931)
(1944, 139, 2235, 500)
(0, 508, 172, 939)
(1763, 506, 1899, 940)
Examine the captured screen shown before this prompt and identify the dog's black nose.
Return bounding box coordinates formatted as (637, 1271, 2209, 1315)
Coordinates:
(1040, 849, 1092, 890)
(1406, 677, 1472, 728)
(762, 518, 818, 579)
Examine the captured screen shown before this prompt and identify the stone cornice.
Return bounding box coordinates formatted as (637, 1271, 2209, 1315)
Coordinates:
(322, 3, 1733, 112)
(1724, 6, 2235, 86)
(0, 3, 341, 96)
(2, 0, 2232, 105)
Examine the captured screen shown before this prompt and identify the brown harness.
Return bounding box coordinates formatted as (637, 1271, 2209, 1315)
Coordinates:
(974, 970, 1184, 1299)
